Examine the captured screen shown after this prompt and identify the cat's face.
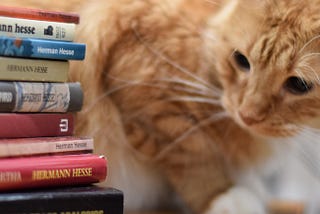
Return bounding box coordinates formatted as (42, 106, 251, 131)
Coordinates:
(207, 0, 320, 137)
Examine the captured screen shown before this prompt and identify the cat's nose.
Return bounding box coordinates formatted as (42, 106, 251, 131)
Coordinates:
(238, 111, 266, 126)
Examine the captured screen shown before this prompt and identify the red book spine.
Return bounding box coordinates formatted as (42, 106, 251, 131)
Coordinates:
(0, 113, 74, 138)
(0, 154, 107, 191)
(0, 5, 79, 24)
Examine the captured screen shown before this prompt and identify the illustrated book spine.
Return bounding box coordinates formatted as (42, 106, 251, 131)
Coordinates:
(0, 5, 80, 24)
(0, 154, 107, 191)
(0, 136, 93, 157)
(0, 16, 75, 41)
(0, 186, 123, 214)
(0, 81, 83, 112)
(0, 56, 69, 82)
(0, 113, 74, 138)
(0, 36, 86, 60)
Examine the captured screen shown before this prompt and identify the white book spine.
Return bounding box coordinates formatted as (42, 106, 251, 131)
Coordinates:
(0, 138, 94, 157)
(0, 16, 75, 41)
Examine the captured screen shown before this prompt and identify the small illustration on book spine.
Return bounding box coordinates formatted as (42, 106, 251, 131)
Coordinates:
(14, 82, 70, 112)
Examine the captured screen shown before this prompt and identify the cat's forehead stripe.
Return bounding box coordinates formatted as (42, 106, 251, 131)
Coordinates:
(252, 33, 294, 71)
(252, 13, 318, 74)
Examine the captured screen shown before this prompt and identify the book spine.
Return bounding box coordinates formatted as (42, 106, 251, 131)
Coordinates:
(0, 57, 68, 82)
(0, 136, 94, 157)
(0, 37, 86, 60)
(0, 81, 83, 112)
(5, 208, 122, 214)
(0, 5, 80, 24)
(0, 154, 107, 191)
(0, 187, 123, 214)
(0, 113, 74, 138)
(0, 16, 75, 41)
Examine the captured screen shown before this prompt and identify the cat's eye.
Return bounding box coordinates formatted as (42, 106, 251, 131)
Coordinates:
(284, 76, 314, 95)
(233, 51, 250, 71)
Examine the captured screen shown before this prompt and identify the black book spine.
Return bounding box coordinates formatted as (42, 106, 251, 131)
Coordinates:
(0, 81, 83, 112)
(0, 186, 123, 214)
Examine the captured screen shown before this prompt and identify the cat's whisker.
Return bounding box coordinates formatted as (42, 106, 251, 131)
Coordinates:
(171, 86, 219, 98)
(294, 69, 306, 79)
(292, 143, 320, 179)
(298, 63, 320, 84)
(298, 35, 320, 54)
(204, 0, 219, 6)
(155, 111, 230, 161)
(167, 96, 222, 106)
(289, 126, 320, 179)
(294, 68, 311, 89)
(108, 74, 220, 97)
(296, 126, 320, 139)
(107, 74, 221, 97)
(81, 81, 173, 113)
(292, 142, 320, 178)
(276, 124, 300, 137)
(83, 79, 220, 115)
(158, 77, 220, 92)
(131, 24, 221, 93)
(81, 82, 138, 114)
(123, 99, 222, 124)
(157, 77, 221, 97)
(201, 30, 218, 43)
(106, 74, 134, 83)
(300, 52, 320, 62)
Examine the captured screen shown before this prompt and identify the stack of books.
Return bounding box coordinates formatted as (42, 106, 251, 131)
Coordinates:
(0, 5, 123, 214)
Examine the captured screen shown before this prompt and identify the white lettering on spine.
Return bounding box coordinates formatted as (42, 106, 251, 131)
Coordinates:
(36, 47, 74, 56)
(59, 119, 69, 132)
(0, 92, 13, 103)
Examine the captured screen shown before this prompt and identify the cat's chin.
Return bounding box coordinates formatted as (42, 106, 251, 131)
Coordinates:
(240, 124, 299, 139)
(228, 110, 298, 138)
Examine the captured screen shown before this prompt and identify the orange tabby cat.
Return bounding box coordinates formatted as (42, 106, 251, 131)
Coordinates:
(2, 0, 320, 213)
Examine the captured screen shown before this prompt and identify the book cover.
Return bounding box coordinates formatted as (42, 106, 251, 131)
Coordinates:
(0, 136, 94, 158)
(0, 36, 86, 60)
(0, 16, 75, 41)
(0, 81, 83, 112)
(0, 154, 107, 191)
(0, 56, 69, 82)
(0, 5, 80, 24)
(0, 186, 123, 214)
(0, 113, 74, 138)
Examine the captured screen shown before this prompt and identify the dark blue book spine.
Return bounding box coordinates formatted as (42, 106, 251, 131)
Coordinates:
(0, 36, 85, 60)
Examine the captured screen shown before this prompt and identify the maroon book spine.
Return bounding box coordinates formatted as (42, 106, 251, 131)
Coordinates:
(0, 154, 107, 191)
(0, 113, 74, 138)
(0, 5, 80, 24)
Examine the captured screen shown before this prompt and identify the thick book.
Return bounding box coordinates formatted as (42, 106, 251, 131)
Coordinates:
(0, 186, 123, 214)
(0, 56, 69, 82)
(0, 81, 83, 112)
(0, 16, 75, 41)
(0, 154, 107, 191)
(0, 36, 86, 60)
(0, 113, 74, 138)
(0, 5, 80, 24)
(0, 136, 94, 158)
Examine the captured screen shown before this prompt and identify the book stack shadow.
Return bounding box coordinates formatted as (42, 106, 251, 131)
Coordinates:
(0, 5, 123, 214)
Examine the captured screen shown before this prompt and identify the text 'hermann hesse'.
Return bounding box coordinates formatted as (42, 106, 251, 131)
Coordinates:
(37, 46, 75, 56)
(0, 23, 35, 34)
